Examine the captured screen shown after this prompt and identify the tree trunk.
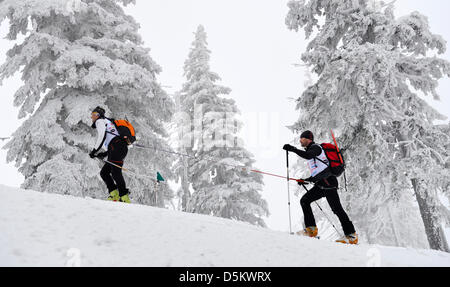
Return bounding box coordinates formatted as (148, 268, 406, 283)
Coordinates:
(396, 129, 449, 253)
(411, 178, 450, 253)
(180, 156, 191, 212)
(387, 204, 401, 247)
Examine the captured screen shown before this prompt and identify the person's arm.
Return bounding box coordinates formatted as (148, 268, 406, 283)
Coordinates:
(92, 119, 107, 153)
(291, 144, 322, 160)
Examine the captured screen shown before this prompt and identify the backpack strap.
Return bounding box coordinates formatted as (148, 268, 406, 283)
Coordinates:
(104, 118, 120, 137)
(315, 157, 329, 166)
(312, 144, 330, 167)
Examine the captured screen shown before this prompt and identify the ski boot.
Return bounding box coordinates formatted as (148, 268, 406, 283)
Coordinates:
(336, 233, 358, 245)
(107, 189, 120, 202)
(119, 193, 131, 204)
(296, 226, 319, 238)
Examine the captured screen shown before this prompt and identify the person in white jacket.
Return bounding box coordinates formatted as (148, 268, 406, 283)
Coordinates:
(89, 107, 130, 203)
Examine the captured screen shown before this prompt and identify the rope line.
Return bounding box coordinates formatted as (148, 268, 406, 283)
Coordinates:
(132, 143, 304, 182)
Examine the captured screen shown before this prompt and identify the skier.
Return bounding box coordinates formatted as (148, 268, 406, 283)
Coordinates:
(89, 107, 131, 203)
(283, 131, 358, 244)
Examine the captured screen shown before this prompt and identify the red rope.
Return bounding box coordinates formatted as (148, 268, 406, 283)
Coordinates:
(250, 169, 304, 183)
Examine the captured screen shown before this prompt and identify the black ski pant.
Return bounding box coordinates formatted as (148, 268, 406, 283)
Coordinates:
(300, 181, 356, 236)
(100, 137, 129, 197)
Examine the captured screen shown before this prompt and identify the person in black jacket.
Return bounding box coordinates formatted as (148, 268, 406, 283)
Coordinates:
(283, 131, 357, 244)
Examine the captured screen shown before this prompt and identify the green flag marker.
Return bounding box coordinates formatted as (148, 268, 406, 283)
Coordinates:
(157, 172, 165, 182)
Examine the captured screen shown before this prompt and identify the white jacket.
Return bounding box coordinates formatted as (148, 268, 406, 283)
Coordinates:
(307, 145, 329, 178)
(93, 118, 119, 152)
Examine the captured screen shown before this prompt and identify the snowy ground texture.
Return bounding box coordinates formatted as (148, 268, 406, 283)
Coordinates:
(0, 184, 449, 267)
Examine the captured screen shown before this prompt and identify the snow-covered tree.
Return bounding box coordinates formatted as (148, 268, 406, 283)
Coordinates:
(286, 0, 450, 251)
(440, 123, 450, 228)
(175, 25, 269, 226)
(0, 0, 175, 206)
(173, 91, 192, 212)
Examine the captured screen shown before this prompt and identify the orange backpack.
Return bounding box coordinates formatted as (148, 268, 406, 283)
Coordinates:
(108, 118, 136, 145)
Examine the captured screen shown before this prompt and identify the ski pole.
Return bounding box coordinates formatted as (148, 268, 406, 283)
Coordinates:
(102, 159, 129, 171)
(286, 150, 293, 235)
(330, 129, 344, 165)
(97, 158, 158, 182)
(299, 183, 343, 238)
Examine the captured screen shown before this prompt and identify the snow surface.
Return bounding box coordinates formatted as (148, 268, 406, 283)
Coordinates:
(0, 184, 449, 267)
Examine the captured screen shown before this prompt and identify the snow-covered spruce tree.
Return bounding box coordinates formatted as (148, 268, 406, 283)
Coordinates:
(0, 0, 175, 206)
(173, 92, 192, 212)
(440, 123, 450, 228)
(175, 25, 269, 226)
(286, 0, 450, 251)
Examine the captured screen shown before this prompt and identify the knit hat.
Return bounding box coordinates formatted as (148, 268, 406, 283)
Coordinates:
(300, 130, 314, 141)
(92, 106, 106, 118)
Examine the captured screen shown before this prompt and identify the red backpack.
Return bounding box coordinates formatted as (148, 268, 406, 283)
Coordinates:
(315, 143, 345, 177)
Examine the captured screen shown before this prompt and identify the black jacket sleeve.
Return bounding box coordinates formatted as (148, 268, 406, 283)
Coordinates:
(291, 144, 322, 160)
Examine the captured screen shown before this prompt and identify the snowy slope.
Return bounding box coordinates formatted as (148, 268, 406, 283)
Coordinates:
(0, 184, 449, 267)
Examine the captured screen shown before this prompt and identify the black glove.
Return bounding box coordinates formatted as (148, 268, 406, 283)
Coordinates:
(89, 149, 97, 159)
(283, 144, 296, 152)
(297, 178, 313, 186)
(97, 152, 108, 159)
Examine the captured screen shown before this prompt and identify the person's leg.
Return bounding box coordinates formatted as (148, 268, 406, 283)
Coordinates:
(100, 163, 117, 193)
(110, 164, 127, 196)
(300, 185, 325, 228)
(325, 188, 356, 236)
(109, 139, 129, 197)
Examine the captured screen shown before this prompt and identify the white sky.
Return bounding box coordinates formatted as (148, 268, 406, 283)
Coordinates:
(0, 0, 449, 232)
